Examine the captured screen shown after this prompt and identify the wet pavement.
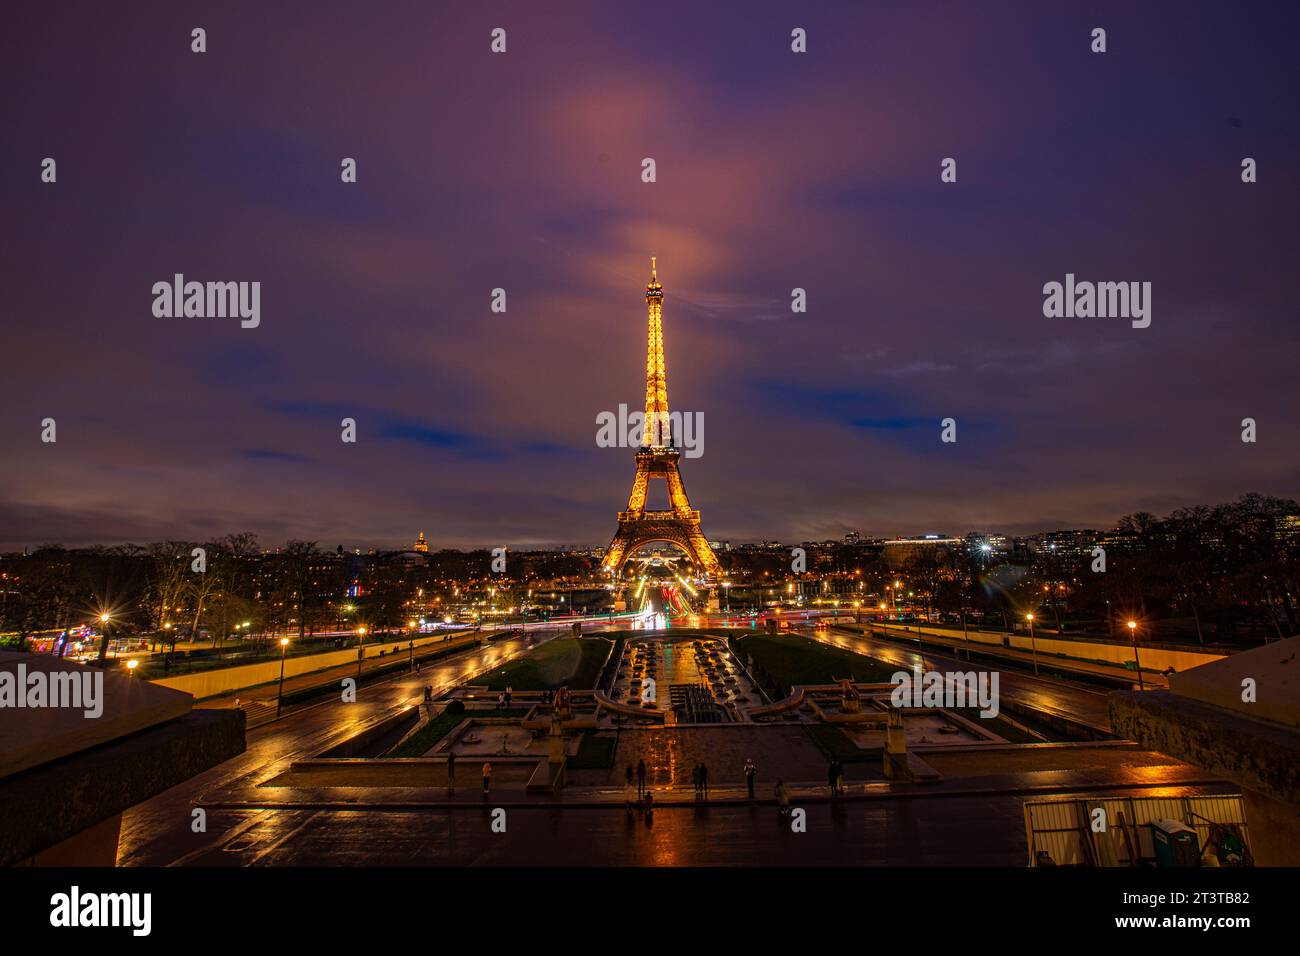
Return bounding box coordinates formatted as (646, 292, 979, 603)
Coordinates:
(572, 725, 834, 789)
(116, 628, 563, 866)
(151, 780, 1235, 867)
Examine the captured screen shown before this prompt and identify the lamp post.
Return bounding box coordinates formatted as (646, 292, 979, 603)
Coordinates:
(97, 612, 112, 661)
(356, 625, 367, 682)
(126, 658, 139, 678)
(1127, 620, 1145, 691)
(1026, 612, 1040, 676)
(276, 637, 289, 716)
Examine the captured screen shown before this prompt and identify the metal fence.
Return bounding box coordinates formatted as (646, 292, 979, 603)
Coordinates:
(1024, 793, 1250, 866)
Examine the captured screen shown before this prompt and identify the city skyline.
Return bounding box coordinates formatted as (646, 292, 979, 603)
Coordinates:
(2, 2, 1295, 910)
(4, 2, 1297, 551)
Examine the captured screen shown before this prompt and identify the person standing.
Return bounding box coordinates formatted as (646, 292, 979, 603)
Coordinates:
(643, 788, 654, 825)
(828, 759, 840, 796)
(446, 751, 456, 787)
(776, 780, 790, 818)
(625, 779, 636, 816)
(744, 758, 757, 800)
(699, 761, 710, 801)
(691, 764, 701, 798)
(636, 758, 646, 798)
(482, 761, 491, 795)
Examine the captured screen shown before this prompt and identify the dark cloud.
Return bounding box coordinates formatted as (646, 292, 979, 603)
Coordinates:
(1, 1, 1297, 551)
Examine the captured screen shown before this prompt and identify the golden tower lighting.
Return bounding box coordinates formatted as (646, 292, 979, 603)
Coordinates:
(602, 258, 722, 579)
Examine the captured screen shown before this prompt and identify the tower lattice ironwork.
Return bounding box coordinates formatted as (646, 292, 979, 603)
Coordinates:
(602, 259, 722, 579)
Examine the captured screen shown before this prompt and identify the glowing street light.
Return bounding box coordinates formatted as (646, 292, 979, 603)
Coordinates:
(276, 637, 290, 716)
(1026, 612, 1040, 676)
(126, 658, 139, 676)
(1127, 619, 1145, 691)
(96, 611, 114, 661)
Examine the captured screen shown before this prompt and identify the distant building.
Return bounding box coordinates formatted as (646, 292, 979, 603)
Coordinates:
(964, 532, 1008, 558)
(1035, 529, 1101, 562)
(881, 535, 961, 570)
(413, 531, 429, 553)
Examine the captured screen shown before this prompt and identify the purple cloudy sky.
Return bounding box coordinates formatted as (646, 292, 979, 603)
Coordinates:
(2, 1, 1297, 551)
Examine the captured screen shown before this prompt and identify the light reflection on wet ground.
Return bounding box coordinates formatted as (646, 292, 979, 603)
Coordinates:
(168, 783, 1233, 867)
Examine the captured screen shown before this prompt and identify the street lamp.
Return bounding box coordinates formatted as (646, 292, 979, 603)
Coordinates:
(1127, 620, 1145, 691)
(126, 658, 139, 677)
(356, 625, 367, 681)
(1026, 612, 1040, 676)
(97, 612, 112, 661)
(276, 637, 289, 716)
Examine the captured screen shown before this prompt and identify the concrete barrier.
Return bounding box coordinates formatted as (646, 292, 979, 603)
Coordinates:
(864, 623, 1225, 674)
(152, 631, 479, 700)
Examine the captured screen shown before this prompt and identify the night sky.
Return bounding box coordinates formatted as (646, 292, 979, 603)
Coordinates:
(3, 1, 1297, 551)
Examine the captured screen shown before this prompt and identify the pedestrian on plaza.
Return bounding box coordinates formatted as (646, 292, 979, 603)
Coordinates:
(699, 762, 710, 800)
(744, 758, 757, 800)
(836, 761, 846, 796)
(775, 780, 790, 818)
(446, 751, 456, 786)
(636, 758, 646, 798)
(691, 763, 701, 797)
(504, 686, 512, 707)
(625, 764, 634, 789)
(625, 779, 636, 816)
(828, 759, 840, 796)
(643, 789, 654, 825)
(496, 691, 505, 709)
(482, 761, 491, 795)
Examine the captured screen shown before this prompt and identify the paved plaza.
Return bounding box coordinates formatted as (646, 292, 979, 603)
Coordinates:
(568, 725, 843, 789)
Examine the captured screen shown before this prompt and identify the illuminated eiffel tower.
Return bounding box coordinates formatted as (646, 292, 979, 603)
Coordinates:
(602, 259, 723, 579)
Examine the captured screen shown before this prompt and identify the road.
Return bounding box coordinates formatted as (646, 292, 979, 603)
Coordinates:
(803, 624, 1116, 733)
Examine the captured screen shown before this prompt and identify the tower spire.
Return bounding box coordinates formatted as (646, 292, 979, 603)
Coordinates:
(643, 256, 669, 448)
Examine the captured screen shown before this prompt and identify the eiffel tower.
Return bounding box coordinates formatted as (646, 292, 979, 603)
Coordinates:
(602, 259, 723, 579)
